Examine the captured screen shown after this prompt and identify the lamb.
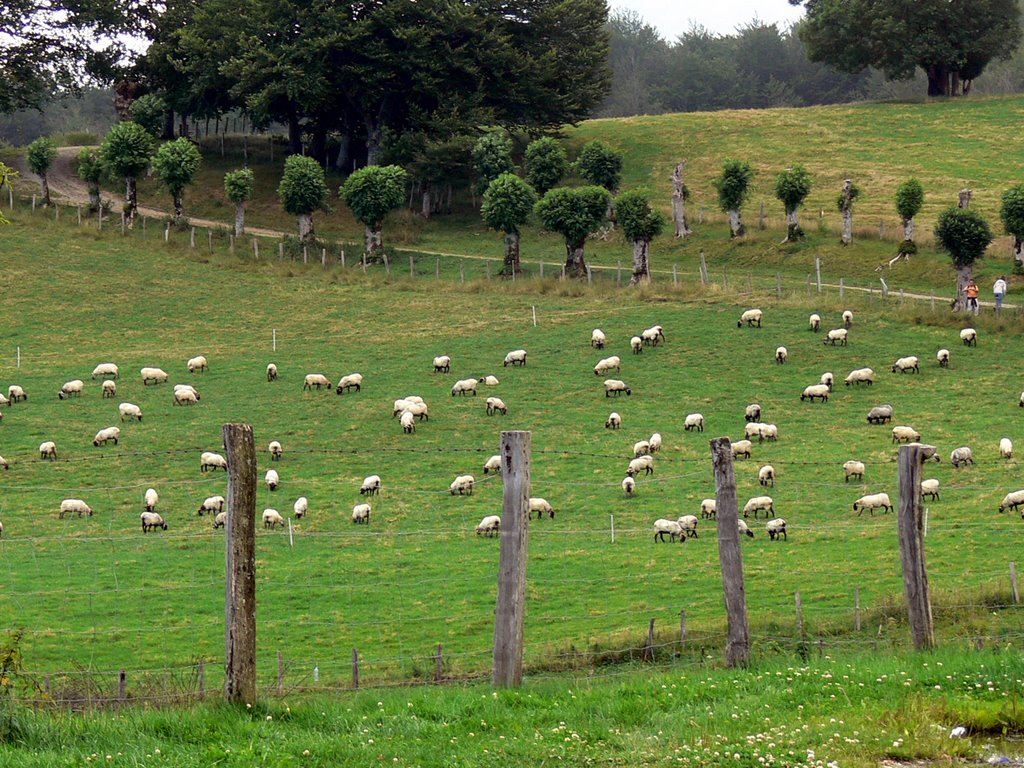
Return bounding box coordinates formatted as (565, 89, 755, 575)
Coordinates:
(529, 497, 555, 519)
(451, 378, 479, 396)
(269, 440, 283, 460)
(449, 474, 475, 495)
(352, 503, 371, 524)
(8, 385, 27, 402)
(731, 440, 753, 459)
(200, 451, 228, 472)
(198, 495, 225, 515)
(743, 495, 775, 519)
(335, 373, 363, 394)
(820, 372, 834, 390)
(503, 349, 527, 367)
(1000, 438, 1013, 460)
(433, 355, 451, 373)
(591, 329, 606, 349)
(737, 308, 762, 328)
(891, 356, 920, 374)
(400, 410, 416, 433)
(843, 460, 865, 482)
(93, 426, 121, 446)
(140, 367, 168, 385)
(653, 518, 684, 543)
(604, 379, 631, 397)
(766, 518, 787, 541)
(483, 455, 502, 475)
(59, 498, 93, 518)
(187, 355, 209, 373)
(700, 499, 717, 519)
(775, 346, 788, 364)
(627, 456, 654, 476)
(605, 412, 621, 429)
(293, 497, 308, 519)
(303, 373, 332, 391)
(824, 328, 848, 346)
(630, 336, 643, 354)
(801, 384, 829, 402)
(744, 404, 761, 423)
(144, 488, 158, 512)
(684, 413, 704, 432)
(622, 476, 636, 496)
(593, 356, 621, 375)
(213, 511, 227, 528)
(92, 363, 119, 380)
(633, 440, 651, 457)
(842, 310, 853, 328)
(173, 388, 199, 406)
(58, 380, 84, 399)
(262, 508, 285, 528)
(141, 511, 167, 532)
(950, 446, 974, 468)
(486, 397, 508, 415)
(265, 469, 280, 491)
(648, 433, 662, 453)
(360, 475, 381, 495)
(844, 368, 875, 386)
(267, 363, 278, 382)
(677, 514, 699, 538)
(853, 492, 892, 515)
(960, 328, 977, 347)
(480, 375, 500, 386)
(998, 489, 1024, 514)
(809, 313, 821, 332)
(866, 404, 893, 424)
(476, 514, 501, 536)
(920, 478, 940, 501)
(891, 426, 921, 444)
(39, 441, 57, 460)
(758, 465, 775, 487)
(936, 349, 950, 368)
(737, 519, 754, 538)
(102, 380, 117, 398)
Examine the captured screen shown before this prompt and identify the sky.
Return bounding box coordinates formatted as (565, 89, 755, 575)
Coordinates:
(615, 0, 806, 39)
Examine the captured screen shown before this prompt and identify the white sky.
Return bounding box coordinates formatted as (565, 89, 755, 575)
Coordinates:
(614, 0, 805, 39)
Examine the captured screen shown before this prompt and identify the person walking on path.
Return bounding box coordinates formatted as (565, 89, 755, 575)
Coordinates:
(993, 275, 1008, 313)
(965, 278, 980, 315)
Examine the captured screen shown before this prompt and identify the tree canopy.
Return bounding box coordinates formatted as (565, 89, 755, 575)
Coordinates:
(575, 141, 623, 191)
(775, 166, 812, 214)
(26, 137, 57, 176)
(616, 188, 664, 243)
(935, 207, 993, 268)
(481, 173, 537, 236)
(224, 169, 255, 205)
(895, 179, 925, 222)
(278, 155, 330, 218)
(525, 138, 568, 196)
(340, 165, 408, 232)
(153, 137, 202, 222)
(714, 160, 754, 213)
(100, 121, 154, 180)
(472, 133, 516, 195)
(999, 183, 1024, 261)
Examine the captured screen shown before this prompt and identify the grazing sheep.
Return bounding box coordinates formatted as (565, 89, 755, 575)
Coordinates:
(757, 424, 778, 443)
(360, 475, 381, 495)
(960, 328, 977, 347)
(0, 392, 8, 406)
(400, 410, 416, 433)
(744, 422, 765, 441)
(58, 380, 84, 399)
(213, 511, 227, 528)
(648, 433, 662, 453)
(950, 447, 974, 468)
(140, 367, 168, 385)
(820, 372, 834, 390)
(451, 378, 479, 396)
(920, 479, 940, 501)
(591, 329, 606, 349)
(198, 495, 225, 515)
(641, 326, 664, 346)
(853, 492, 892, 516)
(449, 474, 475, 495)
(144, 488, 158, 512)
(433, 355, 451, 373)
(604, 379, 631, 397)
(483, 455, 502, 474)
(102, 380, 117, 398)
(843, 460, 865, 482)
(0, 456, 8, 470)
(622, 476, 636, 496)
(303, 373, 332, 391)
(267, 363, 278, 381)
(737, 309, 762, 328)
(653, 518, 684, 543)
(480, 375, 500, 386)
(392, 398, 414, 416)
(936, 349, 950, 368)
(891, 426, 921, 444)
(1020, 391, 1024, 408)
(0, 520, 3, 537)
(262, 508, 285, 528)
(809, 313, 821, 332)
(269, 440, 283, 460)
(766, 518, 787, 541)
(684, 413, 704, 432)
(731, 440, 753, 459)
(737, 519, 754, 538)
(633, 440, 651, 458)
(743, 495, 775, 519)
(758, 465, 775, 487)
(700, 499, 717, 519)
(8, 385, 27, 402)
(115, 403, 142, 423)
(173, 388, 199, 406)
(173, 383, 200, 400)
(842, 310, 853, 328)
(187, 355, 209, 373)
(744, 404, 761, 423)
(92, 363, 119, 380)
(593, 356, 621, 375)
(1000, 438, 1013, 460)
(265, 469, 280, 491)
(630, 336, 643, 354)
(59, 498, 92, 518)
(503, 349, 527, 367)
(844, 367, 875, 386)
(891, 356, 920, 374)
(335, 373, 363, 394)
(39, 441, 57, 460)
(677, 515, 699, 538)
(352, 503, 371, 524)
(93, 426, 120, 446)
(866, 404, 893, 424)
(998, 489, 1024, 514)
(200, 451, 227, 472)
(775, 346, 788, 364)
(801, 384, 830, 402)
(141, 511, 167, 532)
(293, 497, 308, 519)
(529, 497, 555, 519)
(476, 515, 501, 537)
(605, 412, 622, 429)
(486, 396, 508, 415)
(627, 456, 654, 476)
(824, 328, 848, 346)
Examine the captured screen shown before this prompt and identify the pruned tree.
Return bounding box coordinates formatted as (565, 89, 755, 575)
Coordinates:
(278, 155, 330, 242)
(934, 207, 993, 311)
(534, 185, 611, 278)
(525, 137, 568, 196)
(76, 147, 104, 213)
(836, 179, 860, 245)
(0, 162, 19, 225)
(340, 165, 408, 261)
(616, 188, 665, 285)
(26, 136, 57, 206)
(576, 141, 623, 192)
(100, 121, 155, 225)
(472, 132, 515, 195)
(481, 173, 537, 276)
(1000, 183, 1024, 267)
(671, 161, 692, 237)
(714, 159, 754, 238)
(224, 168, 255, 237)
(895, 178, 924, 257)
(775, 165, 812, 242)
(958, 188, 973, 209)
(153, 137, 202, 225)
(130, 94, 168, 138)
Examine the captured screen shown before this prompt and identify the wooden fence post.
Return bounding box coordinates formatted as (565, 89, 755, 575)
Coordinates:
(897, 443, 937, 650)
(435, 643, 444, 682)
(795, 591, 804, 640)
(190, 226, 196, 248)
(118, 670, 127, 702)
(709, 437, 750, 667)
(198, 661, 206, 700)
(223, 423, 258, 705)
(840, 277, 845, 298)
(616, 261, 622, 286)
(352, 648, 360, 689)
(673, 264, 678, 286)
(460, 260, 465, 283)
(699, 252, 708, 285)
(815, 256, 822, 292)
(643, 618, 656, 662)
(493, 430, 531, 688)
(854, 586, 861, 631)
(539, 260, 545, 279)
(758, 201, 765, 230)
(679, 609, 687, 648)
(303, 246, 308, 264)
(1011, 562, 1020, 604)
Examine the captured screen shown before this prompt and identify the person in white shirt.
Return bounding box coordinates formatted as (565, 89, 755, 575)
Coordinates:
(993, 275, 1008, 312)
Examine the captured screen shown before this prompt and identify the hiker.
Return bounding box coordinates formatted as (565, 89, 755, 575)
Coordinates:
(965, 278, 980, 315)
(993, 275, 1008, 312)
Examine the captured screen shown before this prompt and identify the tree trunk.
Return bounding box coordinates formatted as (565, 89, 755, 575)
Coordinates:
(365, 224, 383, 261)
(784, 210, 802, 241)
(421, 186, 431, 219)
(839, 179, 854, 245)
(564, 240, 587, 278)
(365, 117, 382, 167)
(671, 161, 692, 237)
(40, 173, 50, 206)
(334, 132, 352, 171)
(952, 264, 973, 312)
(234, 203, 245, 237)
(287, 111, 302, 155)
(297, 213, 314, 242)
(728, 209, 744, 238)
(310, 127, 328, 167)
(926, 65, 951, 97)
(1013, 236, 1023, 267)
(173, 191, 184, 225)
(125, 176, 138, 224)
(162, 109, 175, 140)
(958, 189, 973, 209)
(502, 231, 520, 275)
(87, 184, 100, 213)
(630, 238, 650, 285)
(903, 217, 914, 242)
(179, 114, 190, 139)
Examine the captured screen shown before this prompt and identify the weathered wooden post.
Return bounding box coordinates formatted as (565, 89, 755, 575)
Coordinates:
(710, 437, 750, 667)
(679, 609, 687, 648)
(815, 255, 822, 292)
(854, 586, 861, 631)
(434, 643, 444, 682)
(1011, 562, 1020, 605)
(643, 618, 656, 661)
(671, 161, 692, 237)
(897, 443, 937, 651)
(223, 423, 257, 705)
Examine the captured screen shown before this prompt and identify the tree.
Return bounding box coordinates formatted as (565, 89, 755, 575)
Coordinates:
(1000, 184, 1024, 267)
(152, 138, 202, 225)
(534, 185, 611, 278)
(0, 162, 19, 224)
(26, 137, 57, 206)
(278, 155, 330, 242)
(481, 173, 537, 275)
(895, 178, 925, 256)
(340, 165, 408, 260)
(836, 179, 860, 245)
(130, 94, 168, 138)
(714, 160, 754, 238)
(224, 169, 255, 237)
(775, 165, 812, 241)
(472, 132, 516, 195)
(670, 161, 692, 237)
(616, 188, 665, 285)
(76, 147, 104, 213)
(934, 207, 994, 311)
(100, 121, 155, 224)
(576, 141, 623, 192)
(525, 138, 568, 195)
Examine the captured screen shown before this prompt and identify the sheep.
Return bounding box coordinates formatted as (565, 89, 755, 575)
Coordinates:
(8, 385, 27, 402)
(144, 488, 158, 512)
(486, 397, 508, 415)
(102, 380, 117, 398)
(891, 426, 921, 444)
(731, 439, 753, 459)
(0, 456, 8, 470)
(824, 328, 848, 346)
(866, 404, 893, 424)
(842, 310, 853, 328)
(293, 497, 308, 519)
(641, 326, 663, 346)
(630, 336, 643, 354)
(891, 356, 920, 374)
(262, 508, 285, 528)
(335, 373, 363, 394)
(187, 355, 209, 373)
(503, 349, 527, 367)
(360, 475, 381, 495)
(737, 519, 754, 538)
(58, 380, 84, 399)
(700, 498, 717, 519)
(451, 378, 479, 396)
(59, 498, 93, 518)
(39, 441, 57, 460)
(653, 518, 684, 543)
(843, 460, 865, 482)
(400, 410, 416, 433)
(920, 479, 940, 501)
(677, 514, 699, 538)
(92, 363, 119, 380)
(604, 379, 631, 397)
(173, 388, 199, 406)
(684, 413, 704, 432)
(93, 426, 120, 446)
(593, 356, 621, 375)
(476, 514, 501, 537)
(0, 520, 3, 537)
(801, 384, 830, 402)
(775, 346, 788, 364)
(449, 474, 475, 495)
(960, 328, 977, 347)
(950, 446, 974, 468)
(758, 424, 778, 443)
(529, 497, 555, 519)
(936, 349, 950, 368)
(198, 495, 225, 515)
(633, 440, 651, 457)
(591, 329, 606, 349)
(267, 363, 278, 382)
(809, 313, 821, 332)
(744, 422, 764, 441)
(433, 355, 451, 373)
(649, 433, 662, 453)
(140, 367, 168, 385)
(1000, 438, 1013, 460)
(766, 518, 787, 541)
(398, 399, 430, 421)
(201, 451, 228, 472)
(627, 456, 654, 476)
(173, 383, 200, 400)
(758, 465, 775, 487)
(622, 476, 636, 496)
(997, 489, 1024, 514)
(269, 440, 283, 460)
(483, 455, 502, 475)
(141, 511, 167, 532)
(853, 492, 892, 516)
(820, 372, 834, 390)
(605, 412, 621, 429)
(1020, 391, 1024, 408)
(480, 375, 500, 386)
(737, 308, 762, 328)
(0, 392, 8, 406)
(213, 511, 227, 528)
(744, 404, 761, 423)
(303, 373, 332, 391)
(844, 367, 875, 386)
(352, 503, 371, 524)
(743, 495, 775, 519)
(265, 469, 280, 491)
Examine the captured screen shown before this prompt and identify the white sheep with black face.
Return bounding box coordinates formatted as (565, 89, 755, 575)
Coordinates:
(262, 509, 285, 528)
(591, 329, 606, 349)
(503, 349, 527, 367)
(58, 380, 84, 399)
(476, 515, 500, 537)
(737, 309, 762, 328)
(853, 493, 892, 516)
(766, 518, 787, 541)
(653, 518, 684, 543)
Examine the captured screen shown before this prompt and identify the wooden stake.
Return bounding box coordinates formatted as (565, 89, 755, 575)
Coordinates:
(303, 246, 308, 264)
(840, 277, 845, 298)
(539, 260, 544, 279)
(460, 260, 465, 283)
(410, 254, 415, 278)
(352, 648, 360, 689)
(77, 206, 81, 226)
(190, 227, 196, 248)
(434, 643, 444, 682)
(277, 650, 284, 695)
(198, 661, 205, 700)
(586, 265, 592, 285)
(673, 264, 678, 286)
(699, 252, 708, 285)
(118, 670, 126, 702)
(795, 591, 804, 640)
(616, 261, 622, 286)
(854, 587, 861, 631)
(815, 256, 822, 292)
(643, 618, 656, 662)
(279, 242, 284, 259)
(322, 248, 326, 267)
(710, 437, 750, 667)
(253, 239, 259, 260)
(679, 609, 687, 647)
(897, 443, 937, 650)
(1011, 562, 1020, 604)
(164, 222, 170, 243)
(435, 257, 439, 278)
(208, 230, 213, 253)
